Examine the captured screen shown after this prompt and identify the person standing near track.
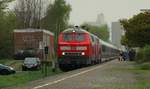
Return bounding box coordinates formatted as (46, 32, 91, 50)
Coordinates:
(122, 51, 129, 61)
(119, 51, 123, 61)
(129, 49, 136, 61)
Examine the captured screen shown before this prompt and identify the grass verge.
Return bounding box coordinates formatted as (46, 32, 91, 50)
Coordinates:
(94, 61, 150, 89)
(0, 59, 62, 88)
(134, 62, 150, 89)
(0, 68, 62, 88)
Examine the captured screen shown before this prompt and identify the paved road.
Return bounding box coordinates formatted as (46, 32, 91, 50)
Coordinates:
(11, 59, 136, 89)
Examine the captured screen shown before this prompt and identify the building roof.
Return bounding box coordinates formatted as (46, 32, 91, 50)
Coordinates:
(14, 28, 54, 36)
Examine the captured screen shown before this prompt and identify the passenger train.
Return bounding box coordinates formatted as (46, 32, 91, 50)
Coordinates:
(57, 27, 119, 71)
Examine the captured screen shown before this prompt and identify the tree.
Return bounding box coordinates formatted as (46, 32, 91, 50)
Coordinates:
(121, 35, 129, 46)
(0, 0, 12, 10)
(14, 0, 44, 28)
(0, 0, 16, 58)
(120, 11, 150, 47)
(81, 24, 109, 41)
(43, 0, 71, 34)
(0, 0, 13, 26)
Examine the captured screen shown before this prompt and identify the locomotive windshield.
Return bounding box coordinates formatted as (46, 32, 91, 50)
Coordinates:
(63, 34, 73, 41)
(63, 33, 86, 41)
(75, 34, 85, 41)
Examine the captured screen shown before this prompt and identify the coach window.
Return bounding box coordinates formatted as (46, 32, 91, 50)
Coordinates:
(102, 45, 106, 52)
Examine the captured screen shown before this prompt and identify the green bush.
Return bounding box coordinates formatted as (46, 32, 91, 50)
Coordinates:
(139, 62, 150, 70)
(143, 45, 150, 61)
(136, 48, 144, 63)
(136, 45, 150, 63)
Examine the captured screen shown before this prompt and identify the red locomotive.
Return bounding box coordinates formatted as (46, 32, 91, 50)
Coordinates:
(57, 27, 119, 71)
(57, 27, 102, 71)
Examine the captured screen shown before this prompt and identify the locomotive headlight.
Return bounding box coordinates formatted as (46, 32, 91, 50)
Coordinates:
(81, 52, 85, 55)
(62, 52, 65, 55)
(76, 46, 87, 50)
(60, 46, 71, 50)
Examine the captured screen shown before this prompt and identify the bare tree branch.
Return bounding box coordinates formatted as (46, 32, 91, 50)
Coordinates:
(14, 0, 46, 29)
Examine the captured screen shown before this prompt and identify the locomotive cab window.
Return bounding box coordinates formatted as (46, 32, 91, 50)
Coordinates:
(63, 33, 85, 41)
(63, 33, 73, 41)
(75, 33, 86, 41)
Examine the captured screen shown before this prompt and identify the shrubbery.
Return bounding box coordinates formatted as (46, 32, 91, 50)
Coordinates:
(136, 48, 144, 62)
(139, 62, 150, 70)
(136, 45, 150, 63)
(143, 45, 150, 61)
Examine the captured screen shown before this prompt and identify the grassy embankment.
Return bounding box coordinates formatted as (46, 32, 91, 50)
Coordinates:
(114, 62, 150, 89)
(94, 61, 150, 89)
(0, 59, 62, 88)
(134, 62, 150, 89)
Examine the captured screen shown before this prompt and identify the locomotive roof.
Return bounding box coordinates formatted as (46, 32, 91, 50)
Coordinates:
(63, 28, 89, 34)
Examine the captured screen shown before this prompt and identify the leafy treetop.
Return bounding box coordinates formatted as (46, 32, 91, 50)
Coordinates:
(120, 11, 150, 47)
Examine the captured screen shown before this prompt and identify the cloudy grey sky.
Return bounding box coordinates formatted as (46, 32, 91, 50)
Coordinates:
(65, 0, 150, 25)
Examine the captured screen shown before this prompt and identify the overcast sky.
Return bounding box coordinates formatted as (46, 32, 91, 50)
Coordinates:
(65, 0, 150, 25)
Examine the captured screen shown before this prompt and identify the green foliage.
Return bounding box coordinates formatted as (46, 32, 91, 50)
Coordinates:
(0, 59, 62, 88)
(120, 11, 150, 47)
(138, 62, 150, 70)
(0, 69, 62, 88)
(0, 1, 16, 59)
(81, 24, 109, 41)
(121, 35, 129, 46)
(136, 45, 150, 63)
(136, 48, 144, 63)
(1, 12, 16, 58)
(43, 0, 71, 34)
(143, 45, 150, 61)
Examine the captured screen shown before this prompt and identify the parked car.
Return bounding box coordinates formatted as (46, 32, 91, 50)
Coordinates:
(22, 57, 41, 71)
(0, 64, 16, 75)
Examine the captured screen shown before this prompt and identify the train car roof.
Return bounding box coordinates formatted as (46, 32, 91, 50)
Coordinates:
(100, 39, 118, 50)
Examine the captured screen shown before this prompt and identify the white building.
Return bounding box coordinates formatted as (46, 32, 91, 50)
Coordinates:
(111, 22, 125, 49)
